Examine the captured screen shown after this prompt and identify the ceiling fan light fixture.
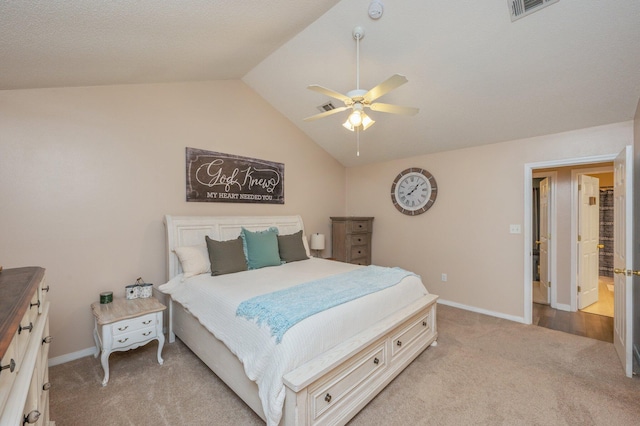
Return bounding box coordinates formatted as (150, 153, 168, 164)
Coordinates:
(342, 112, 375, 131)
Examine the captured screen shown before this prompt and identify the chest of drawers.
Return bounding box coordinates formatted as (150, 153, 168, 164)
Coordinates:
(330, 217, 374, 265)
(0, 267, 52, 426)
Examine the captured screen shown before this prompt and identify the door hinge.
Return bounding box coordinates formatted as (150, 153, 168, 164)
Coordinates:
(578, 285, 581, 292)
(548, 281, 551, 288)
(578, 184, 582, 191)
(578, 235, 581, 242)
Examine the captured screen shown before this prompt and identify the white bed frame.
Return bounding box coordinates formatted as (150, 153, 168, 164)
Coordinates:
(163, 215, 438, 425)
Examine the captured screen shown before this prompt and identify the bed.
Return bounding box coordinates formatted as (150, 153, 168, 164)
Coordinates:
(159, 215, 438, 426)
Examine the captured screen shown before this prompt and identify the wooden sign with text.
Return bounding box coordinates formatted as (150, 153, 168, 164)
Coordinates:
(185, 148, 284, 204)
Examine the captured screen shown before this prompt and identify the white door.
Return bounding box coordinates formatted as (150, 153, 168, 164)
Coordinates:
(578, 175, 600, 309)
(613, 145, 633, 377)
(539, 178, 550, 303)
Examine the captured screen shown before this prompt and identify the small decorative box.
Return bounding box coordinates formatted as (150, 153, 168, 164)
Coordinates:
(125, 284, 139, 300)
(139, 283, 153, 298)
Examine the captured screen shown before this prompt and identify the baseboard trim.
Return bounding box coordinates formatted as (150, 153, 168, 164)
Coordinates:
(48, 346, 96, 367)
(554, 303, 571, 312)
(437, 299, 526, 324)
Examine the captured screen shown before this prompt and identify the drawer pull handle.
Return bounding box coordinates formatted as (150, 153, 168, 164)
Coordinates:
(142, 320, 152, 325)
(30, 300, 40, 309)
(24, 410, 40, 424)
(142, 331, 152, 336)
(43, 382, 52, 391)
(423, 321, 427, 327)
(397, 340, 402, 347)
(324, 393, 332, 403)
(373, 357, 379, 365)
(19, 322, 33, 334)
(43, 285, 50, 292)
(117, 326, 129, 332)
(118, 338, 129, 343)
(42, 336, 53, 345)
(0, 358, 16, 375)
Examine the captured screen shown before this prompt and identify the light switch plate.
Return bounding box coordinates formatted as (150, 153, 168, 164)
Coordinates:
(510, 224, 521, 234)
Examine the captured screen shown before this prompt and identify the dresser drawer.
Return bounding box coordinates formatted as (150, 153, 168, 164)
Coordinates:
(347, 234, 369, 247)
(309, 343, 386, 422)
(0, 334, 17, 414)
(15, 292, 40, 373)
(391, 312, 432, 358)
(112, 326, 157, 350)
(347, 220, 371, 234)
(349, 245, 369, 261)
(112, 313, 157, 336)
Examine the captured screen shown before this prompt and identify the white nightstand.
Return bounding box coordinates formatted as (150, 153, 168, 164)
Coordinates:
(91, 297, 166, 386)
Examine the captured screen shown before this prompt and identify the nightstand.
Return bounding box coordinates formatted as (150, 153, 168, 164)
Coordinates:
(91, 297, 166, 386)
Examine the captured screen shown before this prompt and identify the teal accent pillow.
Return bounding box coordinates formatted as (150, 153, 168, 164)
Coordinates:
(240, 227, 282, 270)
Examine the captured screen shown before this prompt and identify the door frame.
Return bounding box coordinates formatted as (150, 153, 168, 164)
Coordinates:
(524, 153, 617, 324)
(532, 171, 558, 309)
(571, 166, 613, 311)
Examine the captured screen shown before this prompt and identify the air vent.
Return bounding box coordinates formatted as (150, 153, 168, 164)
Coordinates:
(317, 102, 335, 113)
(509, 0, 558, 22)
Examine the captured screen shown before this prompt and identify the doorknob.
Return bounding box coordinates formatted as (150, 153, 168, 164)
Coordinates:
(535, 240, 541, 245)
(597, 244, 605, 249)
(614, 268, 627, 275)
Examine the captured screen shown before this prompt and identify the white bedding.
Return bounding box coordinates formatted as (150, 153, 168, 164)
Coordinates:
(159, 257, 428, 425)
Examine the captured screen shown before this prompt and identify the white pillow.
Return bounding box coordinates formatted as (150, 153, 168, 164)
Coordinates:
(173, 245, 210, 278)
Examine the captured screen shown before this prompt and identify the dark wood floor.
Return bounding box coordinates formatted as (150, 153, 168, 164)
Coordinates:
(532, 303, 614, 343)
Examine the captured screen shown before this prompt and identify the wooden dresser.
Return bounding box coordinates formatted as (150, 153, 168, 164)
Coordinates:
(0, 267, 53, 426)
(330, 217, 374, 265)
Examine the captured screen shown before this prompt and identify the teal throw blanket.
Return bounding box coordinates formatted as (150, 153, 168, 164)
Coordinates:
(236, 265, 417, 343)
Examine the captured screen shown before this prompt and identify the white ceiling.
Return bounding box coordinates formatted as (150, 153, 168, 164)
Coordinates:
(2, 1, 640, 167)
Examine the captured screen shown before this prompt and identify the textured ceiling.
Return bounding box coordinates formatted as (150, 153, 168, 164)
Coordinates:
(2, 1, 640, 167)
(0, 0, 340, 89)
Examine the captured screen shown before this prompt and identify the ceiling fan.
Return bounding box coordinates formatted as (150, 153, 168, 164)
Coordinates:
(303, 26, 419, 133)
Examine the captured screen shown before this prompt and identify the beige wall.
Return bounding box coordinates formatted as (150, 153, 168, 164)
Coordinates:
(0, 80, 346, 358)
(345, 122, 632, 319)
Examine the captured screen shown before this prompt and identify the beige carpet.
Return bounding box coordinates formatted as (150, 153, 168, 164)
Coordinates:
(50, 305, 640, 425)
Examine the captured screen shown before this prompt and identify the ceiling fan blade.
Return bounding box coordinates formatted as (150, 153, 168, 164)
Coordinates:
(363, 74, 409, 103)
(307, 85, 352, 104)
(303, 106, 349, 122)
(369, 102, 419, 116)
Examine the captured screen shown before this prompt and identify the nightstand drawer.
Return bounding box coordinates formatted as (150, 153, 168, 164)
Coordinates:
(113, 313, 156, 336)
(112, 326, 157, 350)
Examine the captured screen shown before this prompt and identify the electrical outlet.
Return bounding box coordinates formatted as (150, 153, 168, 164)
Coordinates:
(441, 273, 448, 282)
(510, 224, 521, 234)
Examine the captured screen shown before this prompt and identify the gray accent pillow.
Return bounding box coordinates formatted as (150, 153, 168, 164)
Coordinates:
(205, 236, 248, 276)
(277, 230, 309, 263)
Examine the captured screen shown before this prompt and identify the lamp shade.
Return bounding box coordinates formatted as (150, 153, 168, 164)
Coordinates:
(310, 233, 325, 250)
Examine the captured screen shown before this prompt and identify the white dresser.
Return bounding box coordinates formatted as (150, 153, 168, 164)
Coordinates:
(0, 267, 53, 426)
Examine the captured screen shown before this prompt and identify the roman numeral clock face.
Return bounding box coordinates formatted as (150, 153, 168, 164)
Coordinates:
(391, 168, 437, 215)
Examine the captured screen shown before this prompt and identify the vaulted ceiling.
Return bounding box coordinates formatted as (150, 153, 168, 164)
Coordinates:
(2, 1, 639, 167)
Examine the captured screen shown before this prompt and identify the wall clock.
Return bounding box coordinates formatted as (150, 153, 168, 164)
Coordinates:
(391, 168, 437, 215)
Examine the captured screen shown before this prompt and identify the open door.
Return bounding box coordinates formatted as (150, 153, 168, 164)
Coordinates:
(539, 178, 550, 303)
(578, 175, 600, 309)
(613, 146, 634, 377)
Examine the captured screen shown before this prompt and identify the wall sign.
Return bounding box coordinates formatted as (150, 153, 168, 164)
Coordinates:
(186, 147, 284, 204)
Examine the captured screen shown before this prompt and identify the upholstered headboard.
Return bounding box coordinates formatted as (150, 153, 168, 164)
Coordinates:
(164, 215, 308, 280)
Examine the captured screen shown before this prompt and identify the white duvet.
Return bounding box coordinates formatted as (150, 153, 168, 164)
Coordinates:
(159, 258, 428, 425)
